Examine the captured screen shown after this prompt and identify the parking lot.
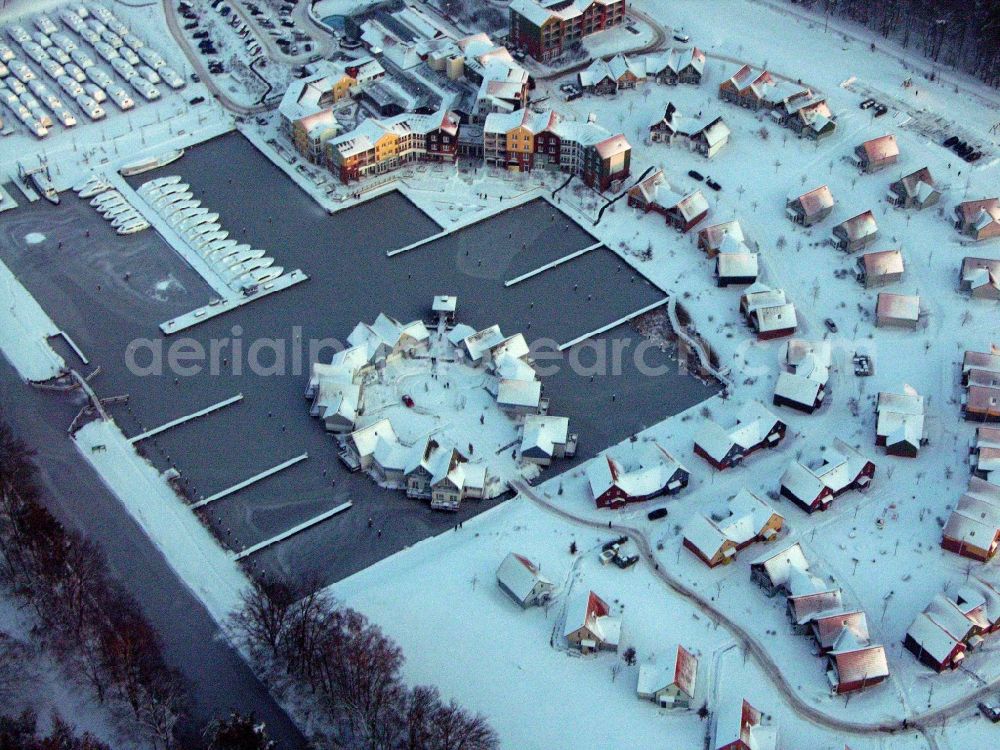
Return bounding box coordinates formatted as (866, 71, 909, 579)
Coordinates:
(0, 132, 716, 589)
(1, 4, 187, 141)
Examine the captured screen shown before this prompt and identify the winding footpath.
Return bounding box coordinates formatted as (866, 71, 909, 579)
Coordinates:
(512, 479, 998, 743)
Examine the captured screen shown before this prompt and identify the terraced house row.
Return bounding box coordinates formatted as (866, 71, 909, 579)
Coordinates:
(509, 0, 626, 62)
(483, 109, 631, 190)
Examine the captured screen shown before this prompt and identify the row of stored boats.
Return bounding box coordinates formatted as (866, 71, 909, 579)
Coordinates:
(75, 173, 149, 234)
(138, 175, 283, 291)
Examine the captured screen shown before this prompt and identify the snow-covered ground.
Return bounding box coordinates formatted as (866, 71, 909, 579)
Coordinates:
(0, 0, 998, 747)
(0, 592, 143, 748)
(74, 418, 250, 624)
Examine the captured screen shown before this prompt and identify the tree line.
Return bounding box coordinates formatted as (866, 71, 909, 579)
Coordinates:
(231, 580, 499, 750)
(797, 0, 1000, 87)
(0, 420, 184, 748)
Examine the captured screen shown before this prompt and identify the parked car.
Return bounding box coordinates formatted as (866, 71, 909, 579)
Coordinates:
(942, 135, 958, 148)
(647, 507, 668, 521)
(860, 98, 876, 110)
(687, 169, 704, 181)
(673, 33, 690, 42)
(706, 178, 722, 191)
(979, 699, 1000, 723)
(824, 318, 838, 333)
(402, 394, 414, 408)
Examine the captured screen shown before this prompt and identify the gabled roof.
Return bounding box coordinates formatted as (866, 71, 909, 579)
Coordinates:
(812, 610, 868, 650)
(876, 292, 920, 323)
(835, 210, 878, 241)
(790, 185, 835, 217)
(713, 699, 776, 750)
(828, 643, 889, 685)
(349, 418, 397, 458)
(907, 612, 964, 662)
(594, 133, 632, 160)
(497, 552, 552, 602)
(698, 219, 744, 251)
(751, 541, 809, 590)
(521, 415, 569, 457)
(564, 590, 619, 645)
(858, 134, 899, 162)
(956, 198, 1000, 224)
(862, 249, 904, 279)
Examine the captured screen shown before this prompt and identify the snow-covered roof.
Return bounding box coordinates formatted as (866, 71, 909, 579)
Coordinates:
(789, 185, 835, 217)
(464, 325, 506, 361)
(349, 418, 397, 458)
(907, 612, 964, 663)
(858, 134, 899, 163)
(753, 303, 797, 334)
(498, 379, 542, 408)
(835, 210, 879, 242)
(751, 541, 809, 590)
(586, 442, 685, 499)
(496, 552, 552, 603)
(594, 133, 632, 160)
(695, 401, 784, 460)
(774, 371, 820, 407)
(700, 117, 731, 148)
(876, 387, 926, 448)
(862, 249, 904, 280)
(828, 644, 889, 686)
(716, 252, 759, 279)
(893, 166, 935, 198)
(812, 610, 869, 651)
(521, 415, 569, 457)
(876, 292, 920, 323)
(683, 514, 731, 561)
(712, 699, 776, 750)
(483, 108, 558, 137)
(564, 590, 619, 645)
(718, 489, 780, 546)
(432, 294, 457, 313)
(698, 219, 745, 252)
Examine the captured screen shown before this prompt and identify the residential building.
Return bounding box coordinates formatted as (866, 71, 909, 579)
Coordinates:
(326, 109, 460, 183)
(496, 552, 555, 607)
(715, 251, 759, 287)
(772, 338, 830, 413)
(718, 64, 775, 110)
(636, 645, 698, 708)
(711, 699, 777, 750)
(646, 47, 706, 85)
(888, 166, 940, 210)
(509, 0, 626, 62)
(904, 611, 968, 672)
(586, 440, 689, 509)
(960, 257, 1000, 299)
(857, 249, 904, 288)
(960, 348, 1000, 422)
(772, 370, 824, 413)
(853, 134, 899, 173)
(697, 219, 746, 257)
(779, 439, 875, 512)
(564, 590, 622, 652)
(941, 477, 1000, 561)
(740, 283, 797, 340)
(750, 541, 810, 595)
(875, 292, 921, 330)
(693, 401, 787, 470)
(774, 91, 837, 140)
(520, 414, 576, 465)
(971, 426, 1000, 483)
(875, 386, 926, 457)
(578, 53, 645, 93)
(683, 489, 784, 567)
(955, 198, 1000, 241)
(483, 109, 631, 190)
(826, 635, 889, 694)
(786, 185, 835, 226)
(627, 169, 708, 231)
(832, 210, 879, 252)
(649, 103, 730, 158)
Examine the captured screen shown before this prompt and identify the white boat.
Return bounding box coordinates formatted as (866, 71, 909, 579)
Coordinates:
(120, 148, 183, 177)
(111, 211, 141, 228)
(202, 239, 239, 260)
(73, 174, 99, 192)
(117, 218, 149, 235)
(139, 174, 181, 192)
(194, 226, 227, 240)
(219, 248, 266, 267)
(102, 203, 132, 219)
(227, 257, 274, 281)
(163, 199, 199, 216)
(250, 266, 283, 283)
(210, 242, 250, 262)
(168, 205, 203, 224)
(91, 190, 122, 207)
(79, 181, 110, 198)
(153, 190, 192, 208)
(147, 183, 190, 201)
(178, 211, 217, 232)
